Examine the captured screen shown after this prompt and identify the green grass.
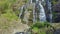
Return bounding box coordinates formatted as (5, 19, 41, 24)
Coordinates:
(32, 27, 39, 32)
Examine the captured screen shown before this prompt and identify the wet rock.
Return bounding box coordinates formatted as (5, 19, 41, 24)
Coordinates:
(54, 29, 60, 34)
(52, 2, 60, 22)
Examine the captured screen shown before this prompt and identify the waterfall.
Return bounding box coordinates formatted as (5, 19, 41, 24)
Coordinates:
(19, 0, 47, 23)
(46, 0, 52, 22)
(19, 5, 25, 18)
(19, 4, 29, 23)
(33, 3, 36, 23)
(39, 1, 46, 22)
(31, 0, 32, 3)
(19, 5, 26, 23)
(33, 0, 46, 23)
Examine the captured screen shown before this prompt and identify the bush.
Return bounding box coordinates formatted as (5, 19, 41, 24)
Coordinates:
(31, 22, 51, 29)
(30, 22, 55, 34)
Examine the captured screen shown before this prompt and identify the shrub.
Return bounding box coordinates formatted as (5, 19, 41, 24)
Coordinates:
(31, 22, 51, 29)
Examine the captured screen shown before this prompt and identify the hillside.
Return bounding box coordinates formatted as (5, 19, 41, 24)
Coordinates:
(0, 0, 60, 34)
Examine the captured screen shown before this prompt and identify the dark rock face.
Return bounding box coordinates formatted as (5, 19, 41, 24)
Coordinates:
(53, 13, 60, 23)
(46, 29, 55, 34)
(53, 5, 60, 12)
(53, 2, 60, 23)
(32, 0, 36, 3)
(46, 29, 60, 34)
(54, 29, 60, 34)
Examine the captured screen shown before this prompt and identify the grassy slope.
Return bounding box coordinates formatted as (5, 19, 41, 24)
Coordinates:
(0, 0, 28, 34)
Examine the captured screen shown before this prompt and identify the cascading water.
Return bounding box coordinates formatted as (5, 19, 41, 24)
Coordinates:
(19, 5, 25, 19)
(19, 5, 26, 23)
(33, 4, 36, 23)
(33, 0, 46, 23)
(30, 0, 32, 3)
(39, 1, 46, 22)
(19, 4, 29, 24)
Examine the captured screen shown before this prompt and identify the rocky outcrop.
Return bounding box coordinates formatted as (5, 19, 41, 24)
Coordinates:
(52, 1, 60, 23)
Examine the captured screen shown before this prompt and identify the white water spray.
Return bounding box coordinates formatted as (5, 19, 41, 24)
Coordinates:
(19, 5, 25, 18)
(39, 1, 46, 22)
